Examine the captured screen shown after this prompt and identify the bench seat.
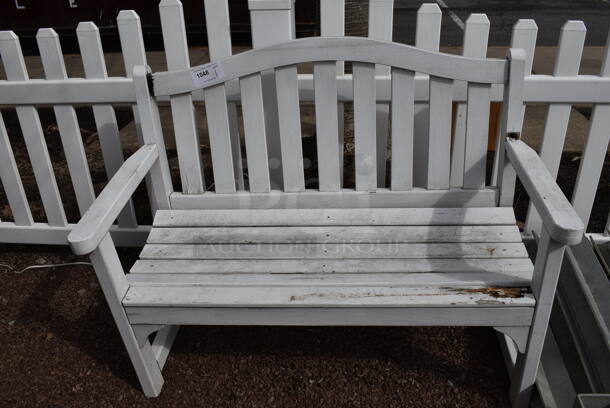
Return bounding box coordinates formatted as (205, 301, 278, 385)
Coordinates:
(123, 208, 535, 326)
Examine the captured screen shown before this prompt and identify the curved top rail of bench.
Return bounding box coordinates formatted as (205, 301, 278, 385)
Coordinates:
(152, 36, 508, 96)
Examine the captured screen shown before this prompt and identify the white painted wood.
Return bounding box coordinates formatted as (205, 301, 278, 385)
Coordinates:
(510, 231, 566, 408)
(248, 0, 294, 189)
(320, 0, 345, 183)
(152, 37, 508, 96)
(68, 145, 159, 255)
(169, 188, 499, 209)
(140, 242, 528, 260)
(426, 76, 453, 189)
(571, 27, 610, 228)
(131, 258, 532, 275)
(497, 48, 526, 207)
(463, 83, 492, 189)
(126, 305, 534, 327)
(390, 68, 415, 190)
(0, 31, 67, 227)
(413, 3, 441, 188)
(151, 325, 179, 370)
(451, 14, 490, 188)
(132, 324, 166, 348)
(127, 270, 532, 289)
(491, 19, 537, 184)
(159, 0, 205, 194)
(0, 112, 33, 225)
(147, 225, 522, 244)
(89, 233, 164, 397)
(505, 138, 584, 245)
(154, 207, 517, 227)
(133, 66, 173, 213)
(314, 61, 341, 191)
(0, 222, 149, 246)
(369, 0, 394, 187)
(240, 73, 271, 192)
(123, 285, 535, 308)
(204, 0, 244, 191)
(37, 29, 96, 217)
(525, 21, 586, 236)
(275, 65, 305, 192)
(204, 84, 236, 193)
(353, 62, 377, 191)
(494, 326, 530, 354)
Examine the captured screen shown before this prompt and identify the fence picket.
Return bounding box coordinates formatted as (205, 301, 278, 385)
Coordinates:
(275, 65, 305, 192)
(427, 76, 453, 189)
(248, 0, 295, 190)
(76, 22, 140, 227)
(572, 27, 610, 228)
(412, 4, 442, 188)
(450, 14, 490, 188)
(525, 21, 586, 235)
(0, 31, 67, 226)
(240, 73, 270, 192)
(314, 61, 341, 192)
(320, 0, 345, 185)
(203, 0, 244, 190)
(159, 0, 206, 194)
(368, 0, 393, 187)
(37, 29, 96, 217)
(353, 62, 377, 191)
(463, 83, 492, 189)
(390, 68, 415, 190)
(0, 112, 33, 225)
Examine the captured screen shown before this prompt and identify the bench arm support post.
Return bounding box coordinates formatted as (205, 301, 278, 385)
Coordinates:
(68, 144, 159, 255)
(505, 137, 584, 245)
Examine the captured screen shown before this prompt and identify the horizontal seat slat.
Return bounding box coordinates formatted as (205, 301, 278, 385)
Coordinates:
(123, 285, 535, 308)
(153, 207, 516, 227)
(127, 269, 531, 288)
(146, 225, 521, 244)
(130, 258, 533, 274)
(139, 242, 528, 260)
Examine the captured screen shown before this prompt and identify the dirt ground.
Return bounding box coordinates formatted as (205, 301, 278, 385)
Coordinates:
(1, 104, 608, 407)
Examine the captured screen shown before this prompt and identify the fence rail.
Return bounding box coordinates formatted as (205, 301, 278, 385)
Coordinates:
(1, 0, 610, 246)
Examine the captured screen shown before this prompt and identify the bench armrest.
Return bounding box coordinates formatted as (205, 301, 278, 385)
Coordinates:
(68, 144, 159, 255)
(505, 138, 584, 245)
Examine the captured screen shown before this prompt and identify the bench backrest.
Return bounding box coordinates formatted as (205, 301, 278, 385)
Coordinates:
(151, 37, 524, 209)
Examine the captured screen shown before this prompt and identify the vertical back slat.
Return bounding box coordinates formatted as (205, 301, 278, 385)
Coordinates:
(572, 27, 610, 228)
(240, 73, 270, 192)
(248, 0, 295, 189)
(204, 84, 236, 193)
(37, 28, 96, 216)
(450, 14, 490, 187)
(160, 0, 206, 194)
(491, 19, 538, 184)
(314, 61, 341, 192)
(525, 21, 586, 234)
(0, 31, 67, 226)
(203, 0, 244, 190)
(0, 112, 33, 225)
(463, 83, 492, 189)
(390, 68, 415, 190)
(77, 22, 139, 227)
(412, 3, 442, 188)
(275, 65, 305, 192)
(353, 62, 377, 191)
(368, 0, 394, 187)
(426, 76, 453, 189)
(320, 0, 345, 184)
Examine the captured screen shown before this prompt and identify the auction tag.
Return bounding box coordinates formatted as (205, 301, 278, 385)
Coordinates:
(191, 62, 225, 88)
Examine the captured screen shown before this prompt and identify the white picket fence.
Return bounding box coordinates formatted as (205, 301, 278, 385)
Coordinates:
(0, 0, 609, 246)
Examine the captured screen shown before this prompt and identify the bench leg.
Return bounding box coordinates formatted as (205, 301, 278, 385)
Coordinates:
(90, 234, 164, 397)
(509, 233, 566, 408)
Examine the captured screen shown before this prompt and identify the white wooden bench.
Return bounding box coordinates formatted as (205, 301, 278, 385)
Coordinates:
(65, 34, 584, 407)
